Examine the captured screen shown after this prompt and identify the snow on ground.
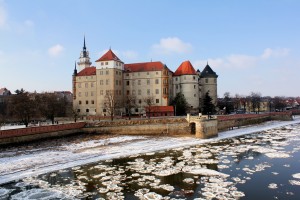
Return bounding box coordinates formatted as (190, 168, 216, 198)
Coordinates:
(0, 117, 300, 185)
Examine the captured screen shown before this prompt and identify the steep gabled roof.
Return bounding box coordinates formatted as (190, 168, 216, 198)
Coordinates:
(77, 67, 96, 76)
(95, 49, 122, 62)
(173, 60, 197, 76)
(124, 61, 166, 72)
(200, 63, 218, 78)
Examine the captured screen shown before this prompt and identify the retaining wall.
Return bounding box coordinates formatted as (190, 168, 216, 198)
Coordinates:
(0, 122, 86, 145)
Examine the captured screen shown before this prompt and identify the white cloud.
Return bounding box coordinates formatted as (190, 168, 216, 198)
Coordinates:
(194, 47, 290, 70)
(261, 48, 290, 59)
(48, 44, 64, 57)
(152, 37, 192, 55)
(0, 2, 7, 28)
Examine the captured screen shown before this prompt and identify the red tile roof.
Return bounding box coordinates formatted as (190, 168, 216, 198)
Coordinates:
(145, 106, 174, 112)
(77, 67, 96, 76)
(124, 61, 165, 72)
(173, 60, 197, 76)
(96, 49, 122, 62)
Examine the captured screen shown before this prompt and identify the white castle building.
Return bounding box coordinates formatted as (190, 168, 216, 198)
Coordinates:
(72, 38, 218, 116)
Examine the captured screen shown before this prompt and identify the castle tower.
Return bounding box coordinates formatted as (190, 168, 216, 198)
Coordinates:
(199, 63, 218, 107)
(77, 36, 92, 72)
(95, 49, 124, 116)
(173, 60, 199, 113)
(72, 61, 77, 100)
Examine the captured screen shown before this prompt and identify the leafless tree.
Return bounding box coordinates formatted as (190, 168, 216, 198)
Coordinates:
(143, 95, 155, 118)
(124, 94, 137, 120)
(103, 90, 120, 121)
(250, 92, 262, 114)
(9, 90, 36, 127)
(0, 114, 6, 129)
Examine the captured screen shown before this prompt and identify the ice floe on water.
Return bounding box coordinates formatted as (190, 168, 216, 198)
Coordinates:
(292, 173, 300, 179)
(268, 183, 278, 189)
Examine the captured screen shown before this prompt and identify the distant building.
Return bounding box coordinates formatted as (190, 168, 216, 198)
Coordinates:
(72, 38, 218, 116)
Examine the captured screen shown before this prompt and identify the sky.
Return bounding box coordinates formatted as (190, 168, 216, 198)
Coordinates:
(0, 0, 299, 97)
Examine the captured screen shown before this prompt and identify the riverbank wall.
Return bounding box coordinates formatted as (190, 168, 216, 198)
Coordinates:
(217, 112, 292, 131)
(0, 122, 86, 145)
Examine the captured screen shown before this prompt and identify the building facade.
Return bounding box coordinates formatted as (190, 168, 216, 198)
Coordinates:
(72, 39, 218, 116)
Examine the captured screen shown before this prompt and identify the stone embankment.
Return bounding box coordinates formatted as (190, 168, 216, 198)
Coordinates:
(0, 122, 86, 145)
(84, 117, 190, 136)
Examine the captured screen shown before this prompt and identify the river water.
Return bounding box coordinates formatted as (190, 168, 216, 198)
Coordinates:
(1, 122, 300, 199)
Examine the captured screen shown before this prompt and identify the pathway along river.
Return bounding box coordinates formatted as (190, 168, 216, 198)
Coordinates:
(1, 121, 300, 199)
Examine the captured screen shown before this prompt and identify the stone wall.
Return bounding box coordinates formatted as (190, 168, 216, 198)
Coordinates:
(0, 122, 86, 145)
(84, 117, 191, 136)
(217, 112, 292, 131)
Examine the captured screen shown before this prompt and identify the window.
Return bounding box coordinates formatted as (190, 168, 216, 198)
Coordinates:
(194, 85, 196, 89)
(176, 85, 178, 89)
(155, 89, 159, 94)
(184, 76, 186, 80)
(85, 92, 88, 97)
(155, 79, 159, 84)
(194, 94, 196, 97)
(147, 79, 150, 85)
(86, 100, 88, 104)
(100, 80, 103, 85)
(100, 71, 103, 75)
(156, 99, 159, 103)
(138, 72, 140, 76)
(163, 88, 167, 95)
(116, 80, 118, 85)
(132, 90, 136, 95)
(126, 73, 129, 76)
(127, 90, 130, 95)
(86, 109, 89, 112)
(106, 70, 109, 75)
(156, 72, 158, 75)
(175, 77, 178, 81)
(101, 62, 104, 66)
(138, 89, 141, 95)
(205, 78, 208, 83)
(100, 90, 103, 95)
(135, 108, 139, 112)
(106, 90, 109, 95)
(119, 80, 121, 85)
(193, 76, 195, 80)
(103, 109, 106, 112)
(147, 89, 150, 95)
(91, 100, 94, 104)
(126, 81, 130, 86)
(79, 100, 82, 105)
(91, 91, 94, 96)
(85, 83, 88, 88)
(77, 109, 80, 113)
(119, 90, 121, 95)
(106, 79, 109, 85)
(78, 83, 81, 88)
(105, 62, 108, 65)
(147, 72, 149, 75)
(91, 82, 94, 87)
(132, 80, 135, 86)
(78, 92, 81, 97)
(139, 99, 142, 104)
(116, 71, 118, 75)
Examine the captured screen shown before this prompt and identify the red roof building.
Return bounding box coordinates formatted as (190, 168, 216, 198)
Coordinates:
(77, 66, 96, 76)
(124, 61, 165, 72)
(173, 60, 197, 76)
(96, 49, 122, 62)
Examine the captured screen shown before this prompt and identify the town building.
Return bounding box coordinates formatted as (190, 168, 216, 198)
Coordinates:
(72, 38, 218, 117)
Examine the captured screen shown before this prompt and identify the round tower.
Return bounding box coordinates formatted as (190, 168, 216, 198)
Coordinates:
(77, 36, 92, 72)
(199, 63, 218, 107)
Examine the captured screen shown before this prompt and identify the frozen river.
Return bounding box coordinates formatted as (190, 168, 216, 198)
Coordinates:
(0, 117, 300, 199)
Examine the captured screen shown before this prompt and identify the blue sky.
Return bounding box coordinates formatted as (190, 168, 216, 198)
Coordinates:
(0, 0, 299, 97)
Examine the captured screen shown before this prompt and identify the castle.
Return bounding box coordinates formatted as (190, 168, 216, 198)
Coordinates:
(72, 38, 218, 117)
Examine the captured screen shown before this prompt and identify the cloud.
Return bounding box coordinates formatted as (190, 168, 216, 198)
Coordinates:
(152, 37, 192, 55)
(0, 2, 7, 28)
(261, 48, 290, 59)
(48, 44, 64, 57)
(194, 47, 290, 70)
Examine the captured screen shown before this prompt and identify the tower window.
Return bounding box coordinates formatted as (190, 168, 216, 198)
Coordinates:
(86, 100, 88, 104)
(205, 78, 208, 83)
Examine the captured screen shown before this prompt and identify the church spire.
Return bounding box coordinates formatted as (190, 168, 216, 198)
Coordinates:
(83, 35, 86, 51)
(77, 36, 92, 72)
(73, 61, 77, 75)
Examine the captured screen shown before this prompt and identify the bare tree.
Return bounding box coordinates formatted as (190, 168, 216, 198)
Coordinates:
(143, 95, 155, 118)
(103, 90, 120, 121)
(124, 94, 137, 120)
(9, 90, 36, 127)
(36, 93, 67, 124)
(0, 114, 6, 130)
(250, 92, 262, 114)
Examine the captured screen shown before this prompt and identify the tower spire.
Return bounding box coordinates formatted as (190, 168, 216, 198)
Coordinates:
(83, 35, 86, 51)
(73, 61, 77, 75)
